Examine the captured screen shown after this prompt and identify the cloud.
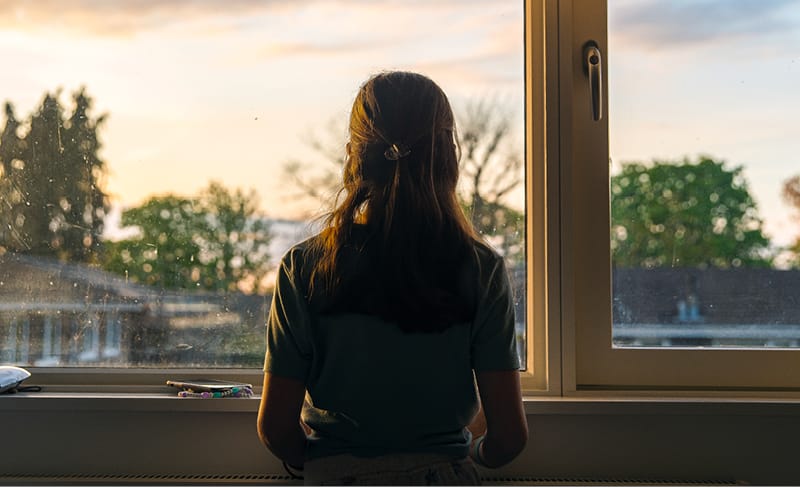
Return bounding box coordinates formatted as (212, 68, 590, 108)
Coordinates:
(247, 1, 521, 62)
(258, 42, 362, 59)
(611, 0, 800, 49)
(0, 0, 287, 36)
(410, 51, 523, 92)
(0, 0, 501, 37)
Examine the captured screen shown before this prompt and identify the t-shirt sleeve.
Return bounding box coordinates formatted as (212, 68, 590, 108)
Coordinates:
(470, 254, 521, 372)
(263, 249, 312, 381)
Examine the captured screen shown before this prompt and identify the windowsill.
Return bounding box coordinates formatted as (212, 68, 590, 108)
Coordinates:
(3, 390, 800, 415)
(0, 391, 259, 412)
(521, 395, 800, 415)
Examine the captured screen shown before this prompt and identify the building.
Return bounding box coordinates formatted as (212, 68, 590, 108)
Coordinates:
(0, 252, 267, 367)
(613, 267, 800, 347)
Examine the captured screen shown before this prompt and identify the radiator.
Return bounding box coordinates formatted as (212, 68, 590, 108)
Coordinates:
(0, 473, 745, 485)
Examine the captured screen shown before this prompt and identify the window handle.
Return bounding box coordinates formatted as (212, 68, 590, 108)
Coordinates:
(584, 42, 603, 121)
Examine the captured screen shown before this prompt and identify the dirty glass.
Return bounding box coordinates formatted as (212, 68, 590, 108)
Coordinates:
(609, 0, 800, 348)
(0, 1, 526, 367)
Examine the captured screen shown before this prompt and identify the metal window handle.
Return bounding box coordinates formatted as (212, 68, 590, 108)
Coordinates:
(584, 43, 603, 121)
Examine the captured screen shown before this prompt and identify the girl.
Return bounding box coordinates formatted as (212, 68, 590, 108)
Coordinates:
(257, 71, 527, 485)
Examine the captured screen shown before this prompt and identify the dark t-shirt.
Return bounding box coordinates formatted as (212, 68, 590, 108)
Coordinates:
(263, 233, 520, 460)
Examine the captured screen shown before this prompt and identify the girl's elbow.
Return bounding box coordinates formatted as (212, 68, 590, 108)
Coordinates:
(486, 423, 528, 467)
(510, 423, 528, 457)
(501, 426, 528, 461)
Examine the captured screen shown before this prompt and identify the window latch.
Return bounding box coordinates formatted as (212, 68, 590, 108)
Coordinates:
(584, 42, 603, 121)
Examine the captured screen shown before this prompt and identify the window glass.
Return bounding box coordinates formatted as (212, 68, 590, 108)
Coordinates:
(609, 0, 800, 349)
(0, 1, 525, 368)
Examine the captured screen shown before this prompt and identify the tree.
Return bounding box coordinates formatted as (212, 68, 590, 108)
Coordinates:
(103, 182, 272, 294)
(60, 89, 109, 262)
(782, 175, 800, 267)
(282, 119, 346, 205)
(0, 103, 25, 250)
(282, 98, 525, 264)
(457, 99, 524, 264)
(0, 89, 109, 263)
(611, 156, 772, 268)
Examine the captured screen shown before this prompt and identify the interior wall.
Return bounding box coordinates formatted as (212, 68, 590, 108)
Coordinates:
(2, 402, 798, 485)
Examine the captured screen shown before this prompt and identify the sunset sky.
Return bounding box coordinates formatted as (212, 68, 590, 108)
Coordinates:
(0, 0, 798, 247)
(0, 0, 524, 219)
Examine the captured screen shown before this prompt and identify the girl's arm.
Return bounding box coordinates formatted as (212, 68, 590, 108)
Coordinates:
(473, 369, 527, 468)
(256, 373, 308, 467)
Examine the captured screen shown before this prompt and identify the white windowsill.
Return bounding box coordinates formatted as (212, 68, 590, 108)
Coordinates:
(3, 391, 800, 415)
(0, 391, 259, 412)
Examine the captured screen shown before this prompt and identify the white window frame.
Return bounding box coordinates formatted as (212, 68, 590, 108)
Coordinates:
(562, 0, 800, 394)
(520, 0, 559, 395)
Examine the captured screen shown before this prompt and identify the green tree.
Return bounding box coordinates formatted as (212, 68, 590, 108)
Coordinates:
(0, 103, 25, 250)
(60, 89, 109, 262)
(283, 98, 525, 264)
(611, 156, 772, 268)
(104, 182, 272, 294)
(782, 175, 800, 267)
(0, 89, 109, 262)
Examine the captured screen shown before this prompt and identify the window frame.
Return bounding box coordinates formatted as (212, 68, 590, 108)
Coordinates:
(7, 0, 547, 393)
(15, 0, 797, 397)
(563, 0, 800, 394)
(520, 0, 560, 395)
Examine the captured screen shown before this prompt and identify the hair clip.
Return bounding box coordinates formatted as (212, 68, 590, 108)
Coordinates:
(384, 143, 411, 161)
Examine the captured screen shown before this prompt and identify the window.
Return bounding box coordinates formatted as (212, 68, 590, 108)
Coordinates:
(10, 0, 792, 396)
(567, 0, 800, 391)
(0, 1, 529, 384)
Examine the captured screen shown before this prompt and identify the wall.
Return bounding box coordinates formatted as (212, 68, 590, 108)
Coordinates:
(1, 396, 798, 485)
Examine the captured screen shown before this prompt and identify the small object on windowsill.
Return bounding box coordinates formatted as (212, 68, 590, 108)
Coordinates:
(166, 378, 253, 392)
(166, 378, 254, 398)
(0, 366, 41, 394)
(177, 386, 253, 398)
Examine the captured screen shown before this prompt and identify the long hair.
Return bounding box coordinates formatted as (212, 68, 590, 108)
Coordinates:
(308, 71, 479, 333)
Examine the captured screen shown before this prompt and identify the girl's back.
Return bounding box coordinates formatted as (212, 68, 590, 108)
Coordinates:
(257, 71, 527, 485)
(266, 230, 517, 460)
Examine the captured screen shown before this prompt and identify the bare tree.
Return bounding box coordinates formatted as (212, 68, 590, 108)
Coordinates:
(457, 98, 523, 232)
(782, 175, 800, 266)
(783, 175, 800, 213)
(282, 98, 525, 263)
(456, 99, 524, 263)
(281, 119, 346, 212)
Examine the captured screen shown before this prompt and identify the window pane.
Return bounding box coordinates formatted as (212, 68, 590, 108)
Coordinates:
(0, 1, 525, 368)
(609, 0, 800, 349)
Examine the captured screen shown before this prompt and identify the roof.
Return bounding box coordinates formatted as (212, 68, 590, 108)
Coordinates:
(613, 267, 800, 325)
(0, 252, 154, 310)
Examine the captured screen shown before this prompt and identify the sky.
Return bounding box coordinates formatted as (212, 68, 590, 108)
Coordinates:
(0, 0, 798, 247)
(608, 0, 800, 247)
(0, 0, 524, 221)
